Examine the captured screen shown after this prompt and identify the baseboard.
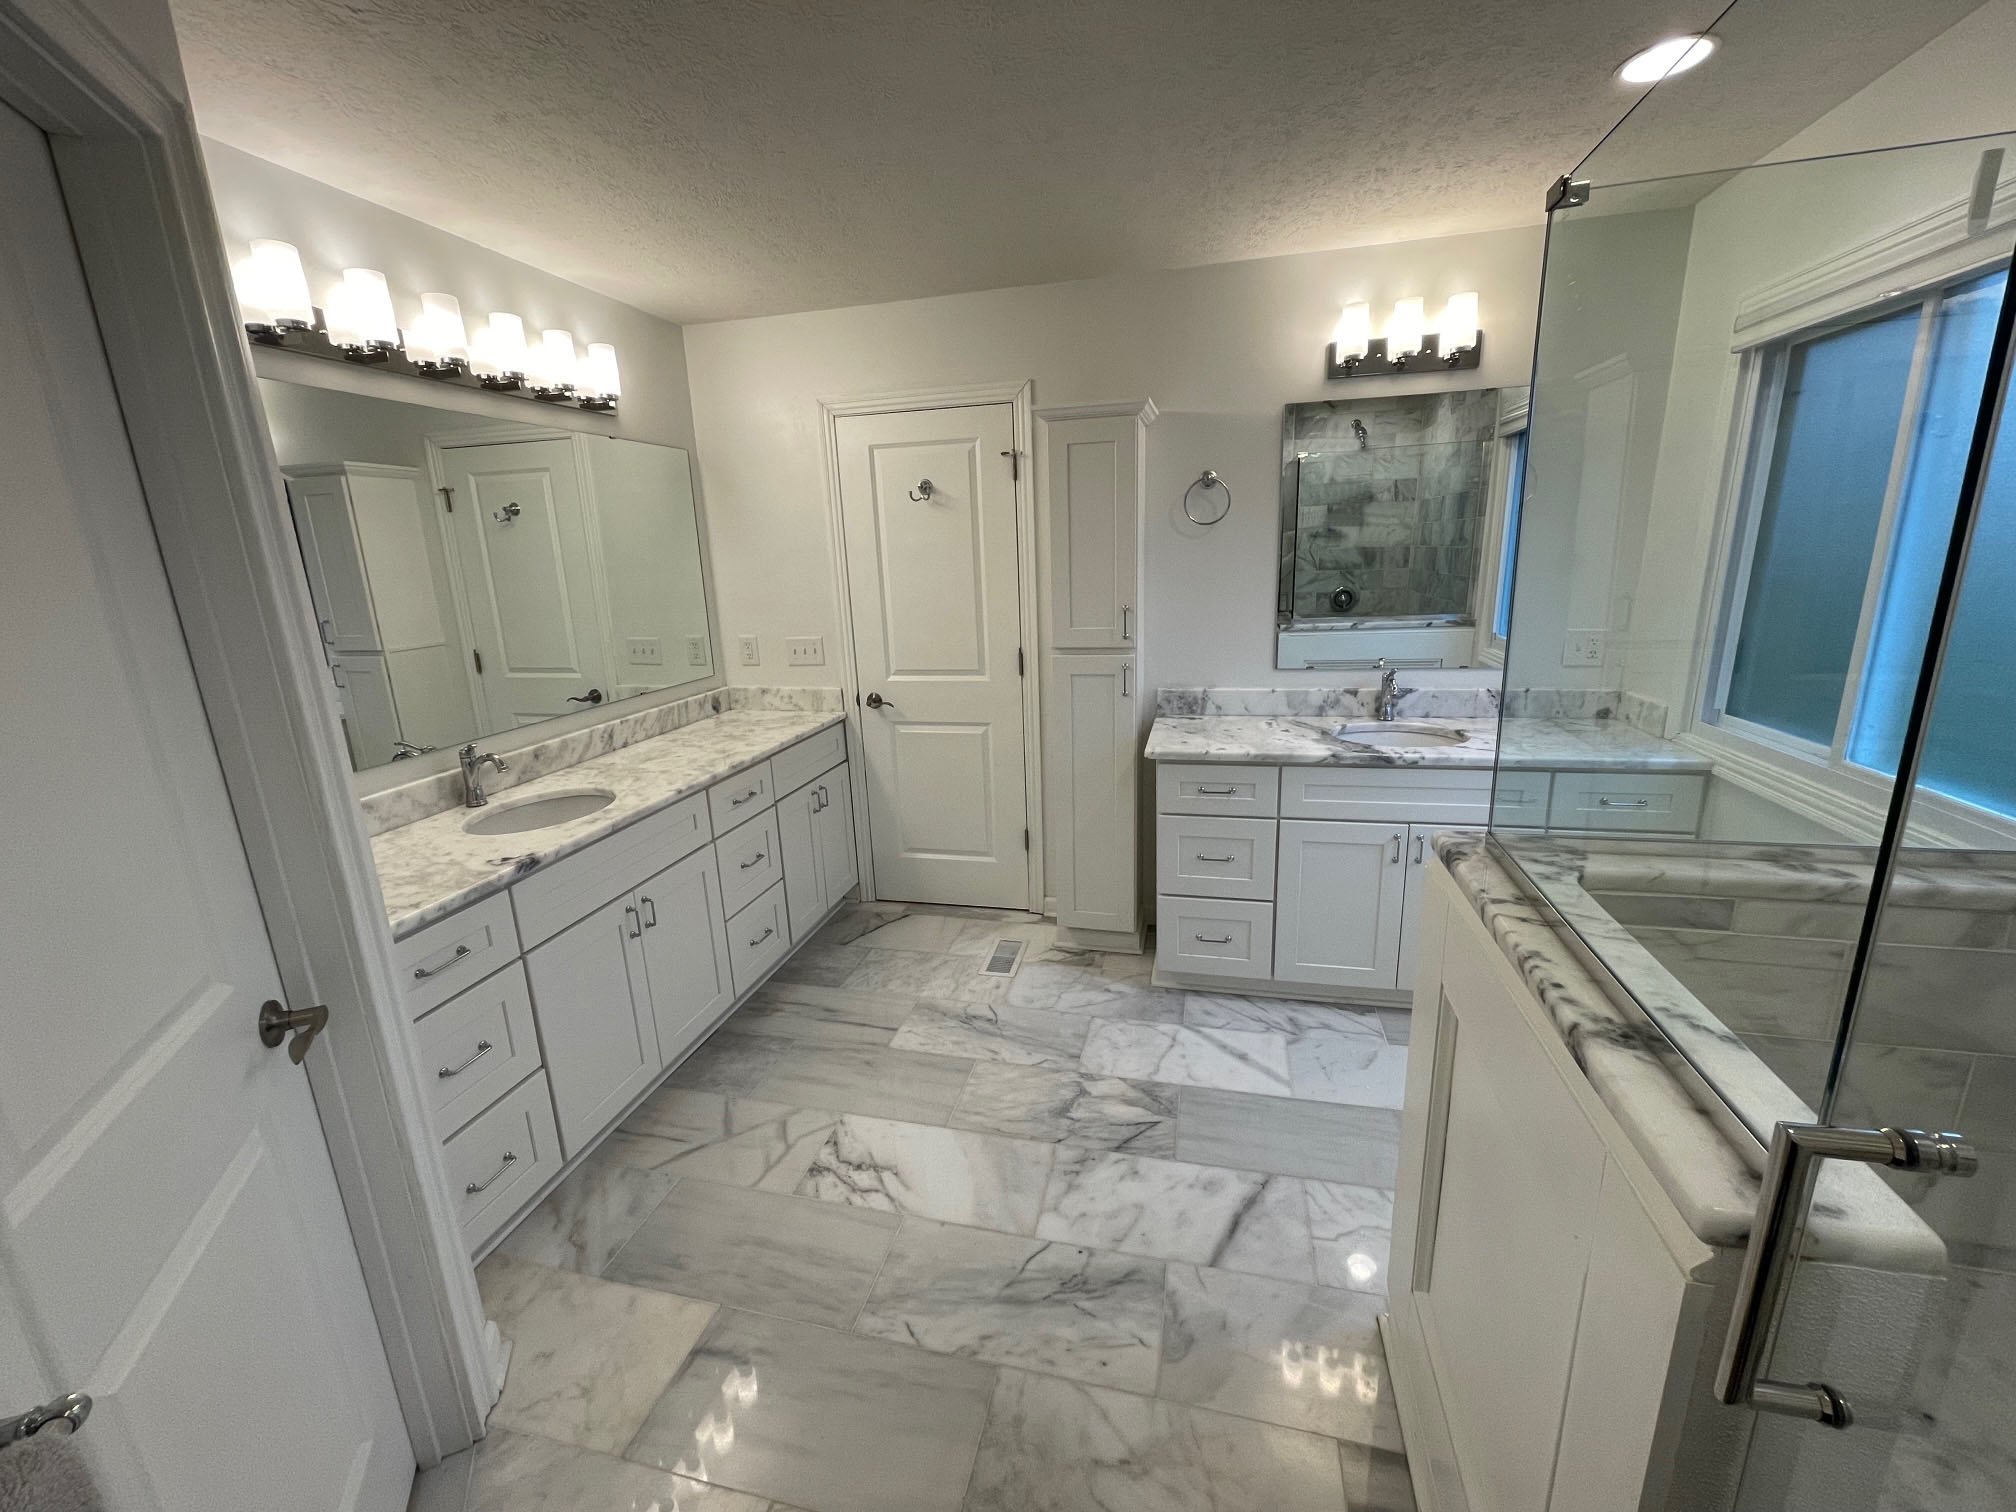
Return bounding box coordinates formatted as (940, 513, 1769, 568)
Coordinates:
(1055, 922, 1145, 953)
(1381, 1307, 1469, 1512)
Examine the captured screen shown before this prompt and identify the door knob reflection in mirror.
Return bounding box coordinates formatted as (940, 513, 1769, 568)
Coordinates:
(865, 692, 888, 709)
(257, 999, 330, 1064)
(567, 688, 605, 705)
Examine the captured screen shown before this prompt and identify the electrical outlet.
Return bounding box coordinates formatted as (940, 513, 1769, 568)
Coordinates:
(737, 634, 761, 667)
(785, 635, 825, 667)
(625, 636, 662, 665)
(686, 635, 708, 666)
(1562, 629, 1605, 668)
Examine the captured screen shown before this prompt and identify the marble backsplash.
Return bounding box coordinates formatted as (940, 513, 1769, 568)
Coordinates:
(1157, 684, 1502, 719)
(359, 685, 844, 835)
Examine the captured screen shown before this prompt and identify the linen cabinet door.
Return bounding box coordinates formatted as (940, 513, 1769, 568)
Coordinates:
(813, 767, 858, 906)
(524, 891, 661, 1155)
(776, 780, 824, 943)
(1273, 819, 1408, 990)
(638, 844, 734, 1066)
(1044, 413, 1140, 649)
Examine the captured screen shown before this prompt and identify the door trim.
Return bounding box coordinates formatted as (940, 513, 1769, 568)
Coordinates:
(0, 0, 495, 1464)
(817, 381, 1044, 912)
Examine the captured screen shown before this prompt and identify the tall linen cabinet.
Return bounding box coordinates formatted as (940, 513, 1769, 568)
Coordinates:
(1040, 400, 1155, 950)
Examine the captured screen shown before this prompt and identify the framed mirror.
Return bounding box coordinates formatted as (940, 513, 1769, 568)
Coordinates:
(1276, 388, 1500, 669)
(259, 378, 717, 773)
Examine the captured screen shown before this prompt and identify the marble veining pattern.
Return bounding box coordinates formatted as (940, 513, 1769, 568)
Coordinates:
(951, 1062, 1179, 1155)
(1079, 1021, 1295, 1097)
(1145, 711, 1710, 772)
(795, 1115, 1055, 1232)
(372, 706, 845, 936)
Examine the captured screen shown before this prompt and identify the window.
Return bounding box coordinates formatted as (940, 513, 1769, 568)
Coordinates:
(1713, 268, 2016, 818)
(1492, 429, 1527, 643)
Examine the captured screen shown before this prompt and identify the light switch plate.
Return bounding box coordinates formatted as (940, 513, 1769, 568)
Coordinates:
(687, 635, 709, 666)
(785, 636, 825, 667)
(1562, 629, 1605, 667)
(737, 634, 761, 667)
(626, 636, 663, 665)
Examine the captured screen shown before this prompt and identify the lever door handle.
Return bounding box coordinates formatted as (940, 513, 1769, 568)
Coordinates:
(865, 692, 888, 709)
(567, 688, 605, 705)
(258, 999, 329, 1064)
(2, 1393, 91, 1448)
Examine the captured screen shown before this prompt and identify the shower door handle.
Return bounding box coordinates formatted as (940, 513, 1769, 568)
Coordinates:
(1716, 1120, 1975, 1427)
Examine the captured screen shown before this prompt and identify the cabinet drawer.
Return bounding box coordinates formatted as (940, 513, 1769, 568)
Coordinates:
(442, 1070, 562, 1255)
(1155, 763, 1280, 817)
(1156, 815, 1278, 901)
(396, 891, 522, 1020)
(770, 724, 847, 798)
(1155, 895, 1275, 980)
(1490, 770, 1554, 828)
(415, 962, 542, 1137)
(511, 791, 712, 948)
(717, 809, 783, 916)
(1547, 772, 1705, 835)
(708, 760, 776, 834)
(726, 882, 790, 996)
(1280, 765, 1491, 824)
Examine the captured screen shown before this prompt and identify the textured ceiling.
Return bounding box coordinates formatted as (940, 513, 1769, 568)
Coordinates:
(169, 0, 1985, 324)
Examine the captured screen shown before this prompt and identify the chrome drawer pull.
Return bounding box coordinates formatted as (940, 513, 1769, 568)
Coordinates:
(437, 1040, 494, 1079)
(1193, 932, 1234, 944)
(748, 925, 775, 948)
(1598, 796, 1651, 809)
(465, 1151, 517, 1195)
(1195, 853, 1236, 863)
(1389, 832, 1404, 863)
(730, 787, 761, 806)
(1413, 834, 1426, 864)
(625, 904, 642, 940)
(413, 943, 472, 980)
(741, 851, 767, 869)
(640, 896, 658, 929)
(1196, 785, 1238, 796)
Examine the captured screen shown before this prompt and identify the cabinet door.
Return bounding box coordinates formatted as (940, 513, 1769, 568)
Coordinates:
(1273, 818, 1408, 989)
(1045, 414, 1139, 649)
(775, 780, 824, 944)
(330, 652, 401, 770)
(1052, 654, 1138, 933)
(1397, 824, 1482, 992)
(813, 766, 859, 905)
(524, 892, 661, 1155)
(637, 845, 733, 1066)
(285, 472, 380, 652)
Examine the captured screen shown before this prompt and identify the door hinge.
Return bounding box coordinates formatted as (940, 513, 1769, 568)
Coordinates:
(1023, 827, 1030, 851)
(1001, 448, 1019, 482)
(472, 649, 483, 674)
(1017, 647, 1025, 677)
(438, 485, 455, 513)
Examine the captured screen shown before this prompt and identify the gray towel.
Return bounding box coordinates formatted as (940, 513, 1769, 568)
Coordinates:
(0, 1431, 106, 1512)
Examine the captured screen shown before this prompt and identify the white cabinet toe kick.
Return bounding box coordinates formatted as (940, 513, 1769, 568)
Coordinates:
(392, 728, 856, 1255)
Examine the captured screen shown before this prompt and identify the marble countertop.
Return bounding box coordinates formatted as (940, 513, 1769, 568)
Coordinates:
(1145, 714, 1713, 772)
(1434, 833, 1944, 1269)
(371, 709, 845, 939)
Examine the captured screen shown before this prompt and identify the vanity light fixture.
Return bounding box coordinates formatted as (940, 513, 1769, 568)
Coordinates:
(1325, 292, 1483, 380)
(227, 240, 619, 411)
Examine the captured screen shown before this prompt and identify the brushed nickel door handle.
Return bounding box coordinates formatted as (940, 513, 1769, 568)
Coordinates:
(257, 999, 329, 1065)
(2, 1393, 91, 1448)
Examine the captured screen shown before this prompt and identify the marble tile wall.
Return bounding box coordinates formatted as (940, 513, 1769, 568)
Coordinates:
(359, 686, 843, 834)
(1281, 391, 1496, 622)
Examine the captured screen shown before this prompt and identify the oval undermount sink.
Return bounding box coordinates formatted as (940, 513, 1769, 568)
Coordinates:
(1329, 721, 1468, 748)
(462, 786, 617, 836)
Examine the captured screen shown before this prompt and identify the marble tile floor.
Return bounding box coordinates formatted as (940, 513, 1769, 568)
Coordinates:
(412, 902, 1416, 1512)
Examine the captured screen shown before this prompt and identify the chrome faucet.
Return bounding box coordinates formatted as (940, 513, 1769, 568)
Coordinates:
(1374, 660, 1402, 722)
(458, 743, 507, 808)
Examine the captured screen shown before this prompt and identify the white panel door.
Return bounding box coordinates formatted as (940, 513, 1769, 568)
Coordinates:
(440, 437, 613, 725)
(1045, 415, 1138, 649)
(1274, 819, 1409, 989)
(1051, 654, 1137, 933)
(812, 768, 859, 905)
(524, 893, 661, 1156)
(1397, 823, 1483, 993)
(637, 846, 733, 1062)
(837, 404, 1029, 907)
(0, 102, 410, 1510)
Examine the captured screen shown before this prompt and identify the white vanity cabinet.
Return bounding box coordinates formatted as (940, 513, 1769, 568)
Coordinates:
(1154, 759, 1485, 1000)
(525, 892, 662, 1156)
(779, 762, 856, 943)
(635, 843, 733, 1053)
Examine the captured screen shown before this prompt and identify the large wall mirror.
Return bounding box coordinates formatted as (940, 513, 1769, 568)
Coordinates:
(1276, 388, 1503, 670)
(259, 378, 716, 773)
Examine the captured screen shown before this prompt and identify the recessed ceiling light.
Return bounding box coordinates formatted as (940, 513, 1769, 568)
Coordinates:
(1618, 34, 1718, 85)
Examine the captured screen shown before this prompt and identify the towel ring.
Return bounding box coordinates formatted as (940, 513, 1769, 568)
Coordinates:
(1184, 470, 1232, 526)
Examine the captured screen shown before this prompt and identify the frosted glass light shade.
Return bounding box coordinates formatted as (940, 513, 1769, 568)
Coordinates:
(1388, 297, 1426, 356)
(472, 312, 529, 377)
(235, 239, 313, 328)
(533, 329, 579, 392)
(1333, 303, 1372, 361)
(326, 268, 398, 349)
(1441, 291, 1480, 352)
(582, 343, 622, 400)
(405, 292, 470, 366)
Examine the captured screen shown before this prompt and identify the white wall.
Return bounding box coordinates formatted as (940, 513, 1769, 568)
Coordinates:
(203, 140, 700, 453)
(686, 228, 1544, 699)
